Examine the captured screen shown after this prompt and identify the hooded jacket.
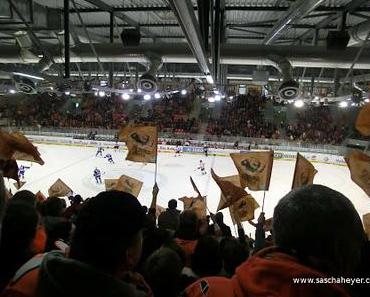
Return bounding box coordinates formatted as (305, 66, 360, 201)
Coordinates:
(2, 251, 148, 297)
(184, 247, 351, 297)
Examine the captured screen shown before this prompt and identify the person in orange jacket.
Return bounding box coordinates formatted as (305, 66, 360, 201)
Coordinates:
(183, 185, 367, 297)
(2, 191, 152, 297)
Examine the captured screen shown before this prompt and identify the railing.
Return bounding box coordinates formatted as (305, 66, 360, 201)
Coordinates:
(5, 125, 351, 156)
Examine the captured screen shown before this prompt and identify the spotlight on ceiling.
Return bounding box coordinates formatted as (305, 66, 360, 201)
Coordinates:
(137, 88, 142, 93)
(121, 93, 130, 100)
(294, 100, 304, 108)
(98, 90, 106, 97)
(143, 94, 151, 100)
(9, 89, 16, 94)
(154, 93, 161, 99)
(214, 95, 221, 101)
(64, 90, 70, 96)
(181, 89, 187, 95)
(339, 101, 348, 108)
(208, 97, 215, 103)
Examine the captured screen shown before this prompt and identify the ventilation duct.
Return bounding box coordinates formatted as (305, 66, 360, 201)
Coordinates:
(137, 54, 163, 93)
(348, 20, 370, 47)
(268, 55, 299, 100)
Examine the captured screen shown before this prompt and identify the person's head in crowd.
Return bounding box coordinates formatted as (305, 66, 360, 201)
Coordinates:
(191, 236, 222, 277)
(0, 201, 40, 291)
(10, 190, 37, 208)
(68, 194, 83, 205)
(273, 184, 366, 276)
(69, 191, 145, 276)
(143, 248, 183, 297)
(41, 197, 66, 217)
(220, 237, 249, 277)
(177, 210, 198, 240)
(142, 205, 148, 214)
(214, 212, 224, 225)
(168, 199, 177, 210)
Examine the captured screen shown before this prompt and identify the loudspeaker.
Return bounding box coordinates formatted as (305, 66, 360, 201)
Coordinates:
(14, 77, 37, 94)
(120, 29, 141, 47)
(137, 73, 157, 93)
(327, 31, 350, 50)
(278, 80, 299, 100)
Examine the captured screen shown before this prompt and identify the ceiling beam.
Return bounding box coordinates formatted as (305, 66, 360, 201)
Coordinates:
(69, 5, 370, 14)
(80, 0, 155, 37)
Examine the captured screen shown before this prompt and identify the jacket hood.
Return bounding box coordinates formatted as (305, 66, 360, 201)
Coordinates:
(232, 247, 351, 297)
(37, 251, 147, 297)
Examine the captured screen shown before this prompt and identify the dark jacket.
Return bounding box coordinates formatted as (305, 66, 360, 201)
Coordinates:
(158, 208, 180, 231)
(2, 251, 149, 297)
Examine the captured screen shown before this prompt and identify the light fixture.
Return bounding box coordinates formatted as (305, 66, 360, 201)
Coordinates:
(206, 75, 214, 84)
(229, 96, 234, 100)
(13, 72, 44, 81)
(75, 102, 79, 108)
(351, 102, 356, 106)
(339, 101, 348, 108)
(221, 95, 226, 99)
(121, 93, 130, 100)
(314, 96, 320, 100)
(94, 91, 98, 96)
(64, 90, 71, 96)
(129, 89, 134, 92)
(214, 90, 219, 94)
(181, 89, 187, 95)
(215, 95, 221, 101)
(365, 98, 370, 103)
(294, 100, 304, 108)
(143, 94, 151, 100)
(154, 93, 161, 99)
(9, 89, 16, 94)
(137, 88, 142, 93)
(98, 90, 106, 97)
(208, 97, 215, 103)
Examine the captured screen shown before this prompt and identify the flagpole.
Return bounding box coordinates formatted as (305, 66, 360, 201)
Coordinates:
(154, 126, 158, 185)
(262, 191, 266, 212)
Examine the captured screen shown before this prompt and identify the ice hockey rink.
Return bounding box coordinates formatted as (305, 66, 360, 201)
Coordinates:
(12, 143, 370, 237)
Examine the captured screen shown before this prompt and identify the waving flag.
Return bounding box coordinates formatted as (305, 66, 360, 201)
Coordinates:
(292, 153, 317, 189)
(211, 169, 248, 211)
(119, 125, 157, 163)
(345, 150, 370, 197)
(48, 178, 73, 197)
(230, 151, 273, 191)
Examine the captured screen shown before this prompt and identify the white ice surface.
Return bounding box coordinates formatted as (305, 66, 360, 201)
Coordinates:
(12, 144, 370, 237)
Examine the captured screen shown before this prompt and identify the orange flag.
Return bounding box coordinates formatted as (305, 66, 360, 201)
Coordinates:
(0, 130, 44, 165)
(345, 150, 370, 197)
(179, 196, 207, 219)
(118, 174, 142, 198)
(35, 191, 47, 202)
(119, 125, 157, 163)
(356, 103, 370, 136)
(230, 151, 274, 191)
(363, 213, 370, 240)
(0, 159, 20, 185)
(14, 181, 26, 190)
(292, 153, 317, 189)
(222, 175, 260, 224)
(48, 178, 73, 197)
(190, 176, 203, 199)
(211, 169, 249, 211)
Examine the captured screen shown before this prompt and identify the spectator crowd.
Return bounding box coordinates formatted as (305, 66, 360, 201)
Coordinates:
(0, 182, 369, 297)
(3, 92, 355, 144)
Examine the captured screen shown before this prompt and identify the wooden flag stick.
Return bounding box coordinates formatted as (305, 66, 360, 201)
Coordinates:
(154, 160, 158, 184)
(262, 191, 266, 212)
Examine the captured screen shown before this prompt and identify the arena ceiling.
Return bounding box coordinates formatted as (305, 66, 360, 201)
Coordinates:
(0, 0, 370, 99)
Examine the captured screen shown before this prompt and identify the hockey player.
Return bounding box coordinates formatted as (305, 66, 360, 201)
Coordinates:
(18, 165, 30, 180)
(197, 160, 207, 175)
(203, 145, 209, 157)
(96, 146, 104, 157)
(174, 145, 182, 157)
(93, 168, 102, 184)
(105, 153, 115, 164)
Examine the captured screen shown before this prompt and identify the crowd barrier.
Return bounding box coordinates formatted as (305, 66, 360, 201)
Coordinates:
(26, 134, 347, 166)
